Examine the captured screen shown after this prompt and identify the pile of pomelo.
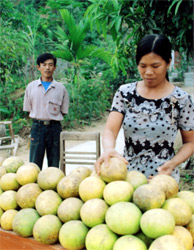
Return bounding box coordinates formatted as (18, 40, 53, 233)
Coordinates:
(0, 155, 194, 250)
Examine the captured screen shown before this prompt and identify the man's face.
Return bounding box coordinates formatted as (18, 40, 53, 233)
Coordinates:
(37, 59, 56, 81)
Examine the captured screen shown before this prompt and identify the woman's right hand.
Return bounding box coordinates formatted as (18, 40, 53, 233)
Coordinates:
(94, 149, 128, 175)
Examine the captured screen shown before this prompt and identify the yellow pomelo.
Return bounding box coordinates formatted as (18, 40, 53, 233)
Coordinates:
(0, 173, 20, 191)
(103, 180, 134, 205)
(0, 209, 18, 230)
(0, 166, 6, 178)
(113, 235, 147, 250)
(186, 214, 194, 242)
(172, 226, 193, 250)
(69, 166, 92, 179)
(0, 208, 4, 225)
(79, 176, 106, 202)
(0, 190, 18, 210)
(125, 170, 148, 190)
(149, 235, 186, 250)
(177, 190, 194, 214)
(16, 163, 40, 185)
(100, 157, 127, 183)
(2, 156, 24, 173)
(162, 198, 192, 226)
(0, 156, 4, 166)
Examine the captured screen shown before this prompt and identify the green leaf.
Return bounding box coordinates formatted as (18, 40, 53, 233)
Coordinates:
(59, 9, 76, 32)
(52, 49, 73, 62)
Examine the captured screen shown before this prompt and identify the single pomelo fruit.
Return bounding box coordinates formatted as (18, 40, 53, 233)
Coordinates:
(12, 208, 40, 237)
(80, 198, 108, 227)
(149, 174, 178, 198)
(16, 163, 40, 185)
(186, 214, 194, 241)
(0, 166, 6, 178)
(35, 190, 62, 216)
(79, 176, 106, 202)
(103, 180, 134, 205)
(0, 190, 18, 210)
(133, 183, 165, 211)
(57, 197, 83, 223)
(2, 156, 24, 173)
(162, 198, 192, 226)
(125, 170, 148, 190)
(57, 175, 83, 199)
(149, 235, 186, 250)
(177, 190, 194, 213)
(105, 201, 142, 235)
(38, 167, 64, 190)
(59, 220, 89, 250)
(0, 173, 20, 191)
(113, 235, 147, 250)
(33, 215, 62, 244)
(172, 226, 193, 250)
(100, 157, 127, 183)
(135, 230, 153, 248)
(69, 166, 92, 179)
(140, 208, 175, 239)
(0, 209, 18, 230)
(16, 183, 42, 208)
(85, 224, 118, 250)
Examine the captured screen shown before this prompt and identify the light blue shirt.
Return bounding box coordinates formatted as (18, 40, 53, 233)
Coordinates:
(41, 81, 51, 91)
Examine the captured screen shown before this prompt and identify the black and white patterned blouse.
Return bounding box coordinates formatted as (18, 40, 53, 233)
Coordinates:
(111, 82, 194, 182)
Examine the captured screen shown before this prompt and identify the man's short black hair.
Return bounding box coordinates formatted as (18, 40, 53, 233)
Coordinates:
(36, 53, 57, 66)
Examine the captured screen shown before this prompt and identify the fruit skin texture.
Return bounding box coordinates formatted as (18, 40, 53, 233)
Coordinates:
(57, 197, 83, 223)
(80, 198, 108, 227)
(133, 183, 165, 211)
(16, 163, 40, 185)
(125, 170, 148, 190)
(100, 157, 127, 183)
(12, 208, 40, 237)
(0, 173, 20, 191)
(186, 214, 194, 242)
(0, 166, 6, 178)
(2, 156, 24, 173)
(172, 226, 193, 250)
(140, 208, 175, 239)
(162, 197, 192, 226)
(177, 190, 194, 213)
(85, 224, 118, 250)
(149, 174, 178, 198)
(33, 215, 62, 245)
(16, 183, 42, 208)
(37, 167, 64, 190)
(0, 190, 18, 210)
(78, 176, 106, 202)
(103, 180, 134, 205)
(113, 235, 147, 250)
(59, 220, 89, 250)
(105, 201, 142, 235)
(0, 209, 18, 230)
(148, 235, 186, 250)
(35, 190, 62, 216)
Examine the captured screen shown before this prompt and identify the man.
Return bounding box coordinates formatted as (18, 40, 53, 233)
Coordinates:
(23, 53, 69, 169)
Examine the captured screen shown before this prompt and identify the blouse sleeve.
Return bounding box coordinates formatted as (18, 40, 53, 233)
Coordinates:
(110, 87, 126, 115)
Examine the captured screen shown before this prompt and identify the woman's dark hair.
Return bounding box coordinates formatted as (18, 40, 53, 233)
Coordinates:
(36, 53, 57, 66)
(136, 34, 172, 80)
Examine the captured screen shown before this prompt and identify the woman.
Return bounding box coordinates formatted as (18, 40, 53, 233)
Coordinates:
(95, 34, 194, 182)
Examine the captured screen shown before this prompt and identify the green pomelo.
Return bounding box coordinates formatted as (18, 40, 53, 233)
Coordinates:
(69, 166, 92, 179)
(78, 176, 106, 202)
(0, 166, 6, 178)
(105, 202, 142, 235)
(59, 220, 89, 250)
(100, 157, 127, 183)
(186, 214, 194, 242)
(33, 215, 62, 244)
(57, 197, 83, 223)
(0, 209, 18, 230)
(16, 183, 42, 208)
(16, 163, 40, 185)
(125, 170, 148, 190)
(177, 190, 194, 213)
(57, 175, 83, 199)
(149, 174, 178, 198)
(2, 156, 24, 173)
(85, 224, 118, 250)
(140, 208, 175, 239)
(162, 198, 192, 226)
(149, 235, 186, 250)
(12, 208, 40, 237)
(103, 180, 134, 205)
(38, 167, 64, 190)
(133, 184, 165, 211)
(80, 198, 108, 227)
(35, 190, 62, 216)
(0, 190, 18, 210)
(113, 235, 147, 250)
(173, 226, 193, 250)
(0, 173, 20, 191)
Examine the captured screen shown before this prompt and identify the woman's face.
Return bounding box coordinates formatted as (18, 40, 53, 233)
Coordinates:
(138, 52, 171, 87)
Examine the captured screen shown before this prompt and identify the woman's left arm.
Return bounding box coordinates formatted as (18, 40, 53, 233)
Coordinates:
(157, 130, 194, 175)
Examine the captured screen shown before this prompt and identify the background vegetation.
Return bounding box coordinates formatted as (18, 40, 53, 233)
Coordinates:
(0, 0, 193, 133)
